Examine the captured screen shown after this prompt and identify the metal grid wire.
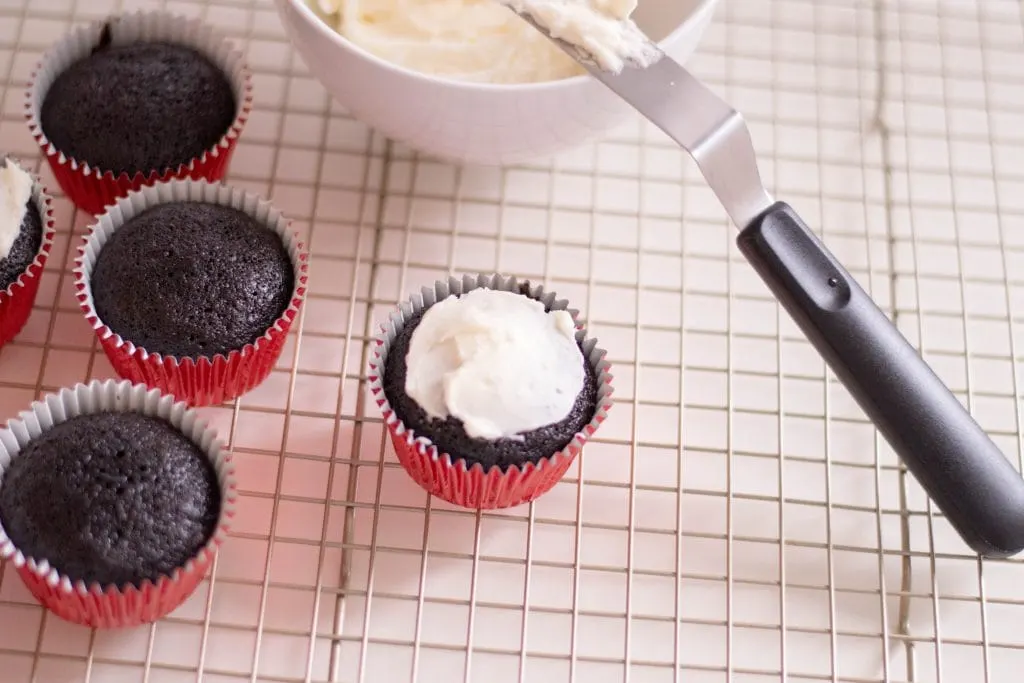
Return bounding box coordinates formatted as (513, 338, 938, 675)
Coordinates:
(0, 0, 1023, 680)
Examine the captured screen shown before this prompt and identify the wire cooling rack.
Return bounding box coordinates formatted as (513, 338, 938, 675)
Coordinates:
(1, 0, 1024, 681)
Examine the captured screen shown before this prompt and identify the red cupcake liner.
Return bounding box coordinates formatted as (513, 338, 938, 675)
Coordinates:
(16, 549, 215, 629)
(25, 11, 253, 215)
(368, 274, 614, 509)
(74, 179, 309, 407)
(0, 379, 238, 628)
(0, 157, 55, 347)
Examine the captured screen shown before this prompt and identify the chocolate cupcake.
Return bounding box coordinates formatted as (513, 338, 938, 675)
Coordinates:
(90, 202, 295, 359)
(0, 157, 55, 347)
(75, 179, 308, 407)
(26, 11, 252, 214)
(41, 39, 235, 179)
(0, 380, 236, 628)
(0, 412, 219, 589)
(0, 167, 43, 293)
(369, 274, 614, 509)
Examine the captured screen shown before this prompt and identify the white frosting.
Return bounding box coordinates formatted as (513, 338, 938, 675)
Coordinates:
(500, 0, 658, 73)
(0, 162, 32, 261)
(313, 0, 650, 82)
(404, 288, 585, 441)
(319, 0, 578, 83)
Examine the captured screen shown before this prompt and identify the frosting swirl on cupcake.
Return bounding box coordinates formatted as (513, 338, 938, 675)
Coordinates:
(0, 161, 32, 260)
(404, 288, 585, 440)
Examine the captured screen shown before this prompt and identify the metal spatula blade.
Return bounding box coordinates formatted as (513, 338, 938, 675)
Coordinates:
(509, 7, 1024, 558)
(514, 12, 772, 229)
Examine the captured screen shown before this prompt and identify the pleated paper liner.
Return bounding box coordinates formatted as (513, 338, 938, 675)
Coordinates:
(25, 10, 253, 215)
(369, 274, 614, 509)
(74, 179, 309, 407)
(0, 379, 237, 628)
(0, 157, 55, 347)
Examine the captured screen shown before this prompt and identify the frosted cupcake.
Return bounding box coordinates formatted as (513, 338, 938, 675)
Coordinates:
(0, 157, 55, 347)
(369, 274, 613, 509)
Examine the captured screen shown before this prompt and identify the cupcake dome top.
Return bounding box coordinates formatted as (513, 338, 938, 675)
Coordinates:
(89, 201, 295, 359)
(39, 34, 236, 177)
(0, 411, 221, 588)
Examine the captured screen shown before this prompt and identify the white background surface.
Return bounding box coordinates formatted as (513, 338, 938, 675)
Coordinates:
(1, 0, 1024, 681)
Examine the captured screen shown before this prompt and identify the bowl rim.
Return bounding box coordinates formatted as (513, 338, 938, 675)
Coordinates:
(278, 0, 721, 92)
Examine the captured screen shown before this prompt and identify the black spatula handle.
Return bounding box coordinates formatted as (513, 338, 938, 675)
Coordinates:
(738, 201, 1024, 557)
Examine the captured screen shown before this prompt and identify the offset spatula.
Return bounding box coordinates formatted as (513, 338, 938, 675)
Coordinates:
(509, 9, 1024, 557)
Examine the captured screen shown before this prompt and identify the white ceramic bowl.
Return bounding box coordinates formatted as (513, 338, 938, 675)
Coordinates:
(274, 0, 720, 165)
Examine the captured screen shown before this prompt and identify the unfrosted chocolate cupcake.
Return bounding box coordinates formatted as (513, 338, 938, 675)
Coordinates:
(76, 179, 307, 407)
(40, 36, 236, 179)
(89, 201, 294, 359)
(0, 411, 220, 588)
(0, 379, 236, 628)
(26, 11, 252, 214)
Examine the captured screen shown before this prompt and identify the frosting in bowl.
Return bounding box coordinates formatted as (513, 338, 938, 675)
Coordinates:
(501, 0, 656, 72)
(315, 0, 646, 83)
